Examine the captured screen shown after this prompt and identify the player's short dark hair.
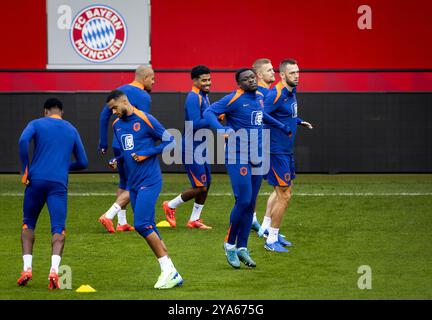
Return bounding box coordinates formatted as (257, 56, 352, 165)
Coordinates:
(279, 58, 298, 72)
(44, 98, 63, 111)
(106, 90, 125, 103)
(191, 65, 211, 79)
(235, 68, 254, 83)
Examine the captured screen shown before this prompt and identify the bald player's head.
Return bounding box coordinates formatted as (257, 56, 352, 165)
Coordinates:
(135, 65, 155, 92)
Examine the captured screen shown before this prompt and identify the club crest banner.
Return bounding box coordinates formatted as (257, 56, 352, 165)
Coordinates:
(47, 0, 150, 69)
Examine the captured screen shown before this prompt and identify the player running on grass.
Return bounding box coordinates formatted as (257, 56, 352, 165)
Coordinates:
(204, 68, 292, 269)
(107, 90, 183, 289)
(250, 58, 294, 243)
(17, 98, 88, 289)
(250, 58, 276, 232)
(260, 59, 313, 252)
(163, 65, 214, 230)
(98, 65, 154, 233)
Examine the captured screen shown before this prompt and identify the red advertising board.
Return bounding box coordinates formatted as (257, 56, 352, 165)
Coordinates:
(1, 0, 431, 92)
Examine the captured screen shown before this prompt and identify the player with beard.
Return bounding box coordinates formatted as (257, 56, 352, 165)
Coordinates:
(106, 90, 183, 289)
(98, 66, 155, 233)
(259, 59, 313, 252)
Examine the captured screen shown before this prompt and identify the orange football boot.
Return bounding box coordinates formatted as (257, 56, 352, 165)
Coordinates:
(98, 214, 115, 233)
(17, 268, 32, 286)
(48, 270, 59, 290)
(162, 201, 177, 227)
(116, 223, 135, 232)
(186, 219, 212, 230)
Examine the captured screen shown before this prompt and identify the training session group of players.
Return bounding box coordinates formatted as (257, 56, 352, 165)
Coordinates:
(17, 58, 313, 290)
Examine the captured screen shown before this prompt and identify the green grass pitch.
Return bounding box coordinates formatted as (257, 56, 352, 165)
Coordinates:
(0, 173, 431, 299)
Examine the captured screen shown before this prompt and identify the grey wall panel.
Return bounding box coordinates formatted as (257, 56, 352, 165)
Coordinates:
(1, 92, 431, 173)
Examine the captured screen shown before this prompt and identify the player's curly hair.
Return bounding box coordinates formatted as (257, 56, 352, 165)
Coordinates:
(191, 65, 211, 79)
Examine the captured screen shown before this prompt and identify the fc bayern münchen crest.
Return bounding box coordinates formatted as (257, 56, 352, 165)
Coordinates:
(70, 5, 127, 63)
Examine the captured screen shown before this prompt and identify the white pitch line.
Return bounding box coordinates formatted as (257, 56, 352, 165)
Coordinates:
(1, 192, 432, 197)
